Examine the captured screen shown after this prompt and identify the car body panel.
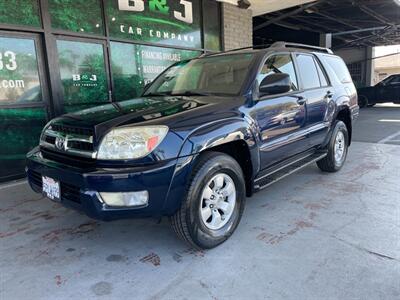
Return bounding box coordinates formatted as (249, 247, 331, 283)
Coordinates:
(357, 74, 400, 104)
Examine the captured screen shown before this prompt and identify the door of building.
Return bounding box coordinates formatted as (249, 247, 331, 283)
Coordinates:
(0, 31, 50, 181)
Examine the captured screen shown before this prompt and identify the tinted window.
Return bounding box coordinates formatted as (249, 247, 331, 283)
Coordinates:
(0, 36, 43, 104)
(322, 56, 352, 84)
(296, 54, 320, 89)
(258, 54, 298, 91)
(0, 107, 46, 180)
(49, 0, 104, 35)
(203, 0, 221, 51)
(315, 59, 329, 86)
(111, 42, 200, 101)
(56, 40, 109, 112)
(0, 0, 41, 27)
(385, 75, 400, 84)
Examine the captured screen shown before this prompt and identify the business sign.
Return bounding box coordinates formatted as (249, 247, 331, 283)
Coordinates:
(106, 0, 202, 48)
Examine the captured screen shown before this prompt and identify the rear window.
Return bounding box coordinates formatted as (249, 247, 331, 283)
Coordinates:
(321, 56, 352, 84)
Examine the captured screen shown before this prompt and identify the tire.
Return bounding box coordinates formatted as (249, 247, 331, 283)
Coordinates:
(317, 120, 349, 173)
(358, 96, 368, 108)
(170, 151, 246, 249)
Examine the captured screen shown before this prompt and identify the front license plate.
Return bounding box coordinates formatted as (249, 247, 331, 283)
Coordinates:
(42, 176, 60, 202)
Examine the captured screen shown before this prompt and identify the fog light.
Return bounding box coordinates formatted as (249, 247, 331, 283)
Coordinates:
(99, 191, 149, 207)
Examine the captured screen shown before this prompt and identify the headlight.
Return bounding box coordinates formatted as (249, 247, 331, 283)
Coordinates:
(97, 126, 168, 160)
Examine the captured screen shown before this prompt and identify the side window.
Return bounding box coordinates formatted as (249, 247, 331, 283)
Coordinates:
(296, 54, 321, 89)
(315, 58, 329, 87)
(321, 55, 352, 84)
(388, 75, 400, 84)
(258, 54, 298, 91)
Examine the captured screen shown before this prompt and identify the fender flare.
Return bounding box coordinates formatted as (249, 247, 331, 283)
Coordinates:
(178, 117, 259, 169)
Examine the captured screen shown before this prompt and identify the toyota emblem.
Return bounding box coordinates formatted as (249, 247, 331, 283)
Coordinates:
(55, 136, 66, 151)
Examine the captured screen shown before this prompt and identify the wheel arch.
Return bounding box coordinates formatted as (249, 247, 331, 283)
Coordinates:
(179, 119, 259, 197)
(335, 106, 352, 146)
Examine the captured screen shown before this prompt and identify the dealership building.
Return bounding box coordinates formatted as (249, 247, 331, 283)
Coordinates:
(0, 0, 256, 182)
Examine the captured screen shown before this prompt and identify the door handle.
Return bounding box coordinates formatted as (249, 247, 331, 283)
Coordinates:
(326, 91, 333, 99)
(296, 96, 307, 105)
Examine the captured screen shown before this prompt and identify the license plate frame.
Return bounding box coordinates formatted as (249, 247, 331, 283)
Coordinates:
(42, 176, 61, 202)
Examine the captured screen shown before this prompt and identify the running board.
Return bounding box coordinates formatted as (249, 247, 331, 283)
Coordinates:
(254, 152, 327, 191)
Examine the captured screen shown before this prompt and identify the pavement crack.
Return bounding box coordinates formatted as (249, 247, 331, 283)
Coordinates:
(331, 235, 399, 262)
(365, 250, 396, 261)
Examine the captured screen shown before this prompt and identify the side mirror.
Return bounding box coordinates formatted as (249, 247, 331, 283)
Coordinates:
(259, 73, 291, 96)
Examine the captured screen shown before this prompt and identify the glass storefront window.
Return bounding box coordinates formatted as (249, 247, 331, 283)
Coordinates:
(0, 107, 46, 181)
(0, 0, 41, 28)
(56, 40, 109, 112)
(203, 0, 221, 51)
(49, 0, 104, 35)
(0, 36, 42, 104)
(106, 0, 202, 49)
(111, 41, 200, 101)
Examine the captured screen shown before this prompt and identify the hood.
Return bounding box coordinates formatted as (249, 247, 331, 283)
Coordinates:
(52, 96, 245, 142)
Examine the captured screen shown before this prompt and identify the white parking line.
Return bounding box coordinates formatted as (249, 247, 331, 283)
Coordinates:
(378, 130, 400, 144)
(0, 179, 27, 190)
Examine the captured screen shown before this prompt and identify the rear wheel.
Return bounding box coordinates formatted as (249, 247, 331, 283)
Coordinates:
(171, 152, 246, 249)
(317, 120, 349, 172)
(358, 95, 368, 108)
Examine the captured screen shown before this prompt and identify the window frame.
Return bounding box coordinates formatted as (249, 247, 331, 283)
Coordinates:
(255, 51, 301, 100)
(314, 56, 331, 88)
(0, 30, 50, 111)
(55, 35, 112, 111)
(293, 52, 326, 91)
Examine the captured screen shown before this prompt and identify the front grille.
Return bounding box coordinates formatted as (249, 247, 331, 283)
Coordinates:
(41, 147, 96, 169)
(40, 123, 96, 164)
(45, 135, 56, 144)
(50, 124, 94, 136)
(28, 170, 81, 204)
(68, 140, 94, 152)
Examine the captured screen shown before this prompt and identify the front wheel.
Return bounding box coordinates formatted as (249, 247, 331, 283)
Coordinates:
(317, 120, 349, 172)
(171, 152, 246, 249)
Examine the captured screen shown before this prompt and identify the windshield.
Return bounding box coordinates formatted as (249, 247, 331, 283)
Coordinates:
(144, 53, 255, 97)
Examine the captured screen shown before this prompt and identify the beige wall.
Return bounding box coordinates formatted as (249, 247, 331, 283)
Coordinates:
(373, 53, 400, 84)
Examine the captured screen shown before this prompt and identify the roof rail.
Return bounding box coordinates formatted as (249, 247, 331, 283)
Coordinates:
(270, 42, 333, 54)
(199, 43, 273, 57)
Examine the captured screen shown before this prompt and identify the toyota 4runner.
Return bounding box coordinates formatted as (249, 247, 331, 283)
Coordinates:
(26, 42, 359, 249)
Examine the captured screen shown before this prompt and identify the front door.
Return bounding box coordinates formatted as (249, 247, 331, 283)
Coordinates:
(250, 53, 308, 169)
(379, 75, 400, 103)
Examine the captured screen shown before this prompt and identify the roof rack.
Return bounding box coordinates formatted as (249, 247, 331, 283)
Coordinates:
(198, 41, 333, 58)
(270, 42, 333, 54)
(199, 43, 273, 57)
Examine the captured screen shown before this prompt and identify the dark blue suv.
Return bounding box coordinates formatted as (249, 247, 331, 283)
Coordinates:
(26, 42, 359, 249)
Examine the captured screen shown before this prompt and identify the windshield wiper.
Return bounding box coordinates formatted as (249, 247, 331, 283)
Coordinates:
(144, 92, 172, 97)
(171, 91, 211, 96)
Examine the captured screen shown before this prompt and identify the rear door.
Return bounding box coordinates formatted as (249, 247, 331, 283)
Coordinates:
(294, 53, 331, 147)
(250, 53, 308, 169)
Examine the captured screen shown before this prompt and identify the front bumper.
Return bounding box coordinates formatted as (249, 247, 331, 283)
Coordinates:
(26, 147, 185, 221)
